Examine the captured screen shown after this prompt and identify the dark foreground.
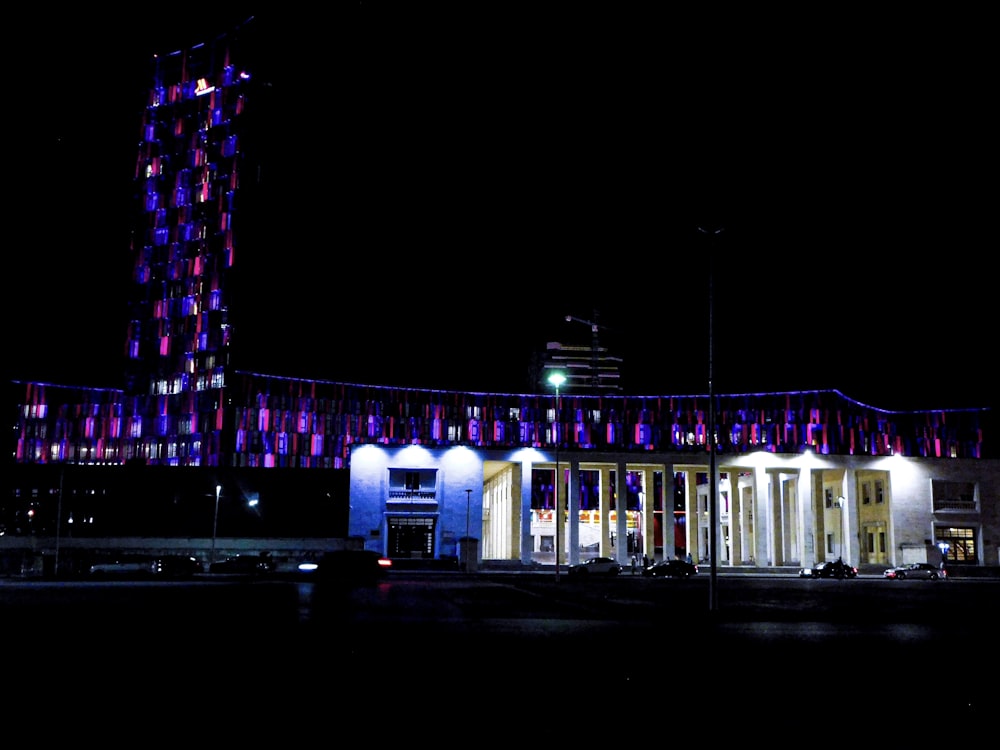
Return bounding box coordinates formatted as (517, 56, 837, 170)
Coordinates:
(3, 573, 994, 737)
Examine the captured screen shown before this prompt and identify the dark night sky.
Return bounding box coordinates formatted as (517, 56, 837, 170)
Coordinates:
(9, 8, 995, 411)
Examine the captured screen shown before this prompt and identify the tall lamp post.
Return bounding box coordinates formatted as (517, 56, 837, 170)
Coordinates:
(548, 371, 566, 581)
(211, 484, 221, 566)
(699, 225, 723, 612)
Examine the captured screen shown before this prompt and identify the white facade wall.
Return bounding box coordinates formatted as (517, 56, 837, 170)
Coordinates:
(347, 444, 1000, 570)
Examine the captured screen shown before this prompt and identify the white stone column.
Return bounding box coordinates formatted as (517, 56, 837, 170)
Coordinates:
(616, 462, 628, 565)
(568, 458, 580, 566)
(519, 458, 534, 566)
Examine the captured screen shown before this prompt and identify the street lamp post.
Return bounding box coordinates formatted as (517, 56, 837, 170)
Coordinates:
(465, 488, 473, 573)
(699, 225, 723, 612)
(548, 371, 566, 581)
(211, 484, 221, 565)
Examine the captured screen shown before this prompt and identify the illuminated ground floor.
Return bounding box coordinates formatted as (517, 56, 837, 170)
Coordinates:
(347, 444, 997, 570)
(4, 451, 995, 573)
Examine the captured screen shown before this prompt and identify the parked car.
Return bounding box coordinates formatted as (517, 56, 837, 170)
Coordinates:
(642, 559, 699, 578)
(314, 549, 392, 584)
(883, 562, 945, 580)
(567, 556, 622, 576)
(798, 559, 858, 579)
(209, 554, 276, 575)
(152, 555, 203, 578)
(87, 554, 156, 578)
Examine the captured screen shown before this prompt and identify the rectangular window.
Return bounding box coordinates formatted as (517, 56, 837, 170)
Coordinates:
(388, 469, 438, 500)
(862, 482, 872, 505)
(825, 488, 834, 508)
(935, 526, 977, 564)
(875, 479, 884, 503)
(826, 533, 835, 554)
(931, 480, 976, 511)
(878, 532, 886, 553)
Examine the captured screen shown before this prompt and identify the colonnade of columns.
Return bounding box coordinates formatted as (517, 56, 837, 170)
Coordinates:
(498, 456, 871, 571)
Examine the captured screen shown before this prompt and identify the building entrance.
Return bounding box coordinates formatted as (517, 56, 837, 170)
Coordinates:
(388, 516, 435, 558)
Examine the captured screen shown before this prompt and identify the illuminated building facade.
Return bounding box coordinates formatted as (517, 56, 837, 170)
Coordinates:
(9, 372, 997, 573)
(4, 19, 998, 574)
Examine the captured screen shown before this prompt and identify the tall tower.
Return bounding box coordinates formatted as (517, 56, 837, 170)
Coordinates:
(123, 18, 266, 466)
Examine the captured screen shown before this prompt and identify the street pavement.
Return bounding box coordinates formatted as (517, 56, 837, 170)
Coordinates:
(2, 572, 994, 737)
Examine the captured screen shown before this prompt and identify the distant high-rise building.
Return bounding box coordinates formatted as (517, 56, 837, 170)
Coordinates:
(543, 310, 622, 393)
(543, 341, 622, 393)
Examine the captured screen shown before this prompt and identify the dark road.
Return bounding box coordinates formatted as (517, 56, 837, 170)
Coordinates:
(3, 573, 993, 736)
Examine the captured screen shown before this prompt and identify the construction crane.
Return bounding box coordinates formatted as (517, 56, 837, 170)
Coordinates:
(564, 309, 613, 389)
